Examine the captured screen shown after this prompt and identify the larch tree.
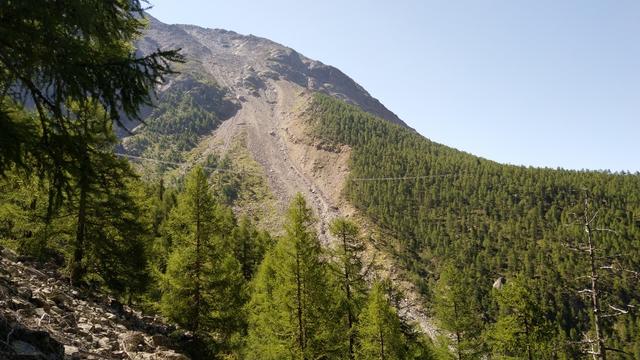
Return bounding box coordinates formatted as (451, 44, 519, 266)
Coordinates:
(329, 217, 370, 359)
(432, 263, 484, 360)
(488, 276, 555, 360)
(231, 216, 272, 280)
(66, 101, 146, 287)
(0, 0, 182, 197)
(160, 166, 245, 348)
(356, 281, 406, 360)
(246, 193, 337, 359)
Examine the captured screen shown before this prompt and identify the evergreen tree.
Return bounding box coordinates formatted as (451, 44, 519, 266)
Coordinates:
(432, 263, 484, 359)
(356, 281, 406, 360)
(329, 218, 369, 359)
(0, 102, 150, 296)
(231, 216, 272, 280)
(0, 0, 181, 184)
(0, 170, 60, 260)
(161, 166, 215, 332)
(66, 101, 146, 288)
(160, 167, 246, 350)
(488, 276, 555, 359)
(246, 193, 337, 359)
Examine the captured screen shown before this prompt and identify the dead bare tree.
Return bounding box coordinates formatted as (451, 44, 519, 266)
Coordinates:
(564, 195, 637, 360)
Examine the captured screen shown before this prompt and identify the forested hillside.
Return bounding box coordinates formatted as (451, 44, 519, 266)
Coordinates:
(308, 93, 640, 358)
(2, 1, 639, 359)
(123, 70, 238, 165)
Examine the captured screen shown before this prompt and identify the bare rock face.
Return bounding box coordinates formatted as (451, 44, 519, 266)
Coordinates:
(138, 14, 407, 127)
(0, 247, 190, 359)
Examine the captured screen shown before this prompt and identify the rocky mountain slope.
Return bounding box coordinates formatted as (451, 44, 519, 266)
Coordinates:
(119, 15, 442, 339)
(125, 15, 410, 238)
(138, 15, 406, 127)
(0, 247, 189, 359)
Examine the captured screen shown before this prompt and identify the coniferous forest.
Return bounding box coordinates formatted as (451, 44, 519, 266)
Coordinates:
(308, 93, 640, 358)
(1, 2, 639, 360)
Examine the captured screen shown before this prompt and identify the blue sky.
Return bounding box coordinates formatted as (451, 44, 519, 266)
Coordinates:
(148, 1, 639, 172)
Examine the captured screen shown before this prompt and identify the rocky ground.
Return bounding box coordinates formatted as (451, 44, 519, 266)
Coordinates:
(0, 247, 189, 360)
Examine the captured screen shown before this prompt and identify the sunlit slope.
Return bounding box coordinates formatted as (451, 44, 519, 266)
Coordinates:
(307, 92, 640, 354)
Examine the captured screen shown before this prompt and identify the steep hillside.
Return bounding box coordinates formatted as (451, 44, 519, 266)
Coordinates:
(124, 16, 405, 238)
(118, 16, 445, 339)
(120, 15, 640, 357)
(137, 15, 406, 126)
(0, 247, 189, 359)
(307, 93, 640, 357)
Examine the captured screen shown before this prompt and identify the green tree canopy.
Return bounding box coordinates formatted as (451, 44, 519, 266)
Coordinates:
(488, 276, 556, 360)
(160, 167, 246, 353)
(356, 281, 406, 360)
(432, 263, 484, 359)
(246, 193, 338, 359)
(0, 0, 182, 194)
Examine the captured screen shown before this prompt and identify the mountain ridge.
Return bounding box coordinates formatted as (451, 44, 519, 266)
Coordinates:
(138, 14, 408, 128)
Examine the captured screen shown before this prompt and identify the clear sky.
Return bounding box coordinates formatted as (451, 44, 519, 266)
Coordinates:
(148, 1, 639, 172)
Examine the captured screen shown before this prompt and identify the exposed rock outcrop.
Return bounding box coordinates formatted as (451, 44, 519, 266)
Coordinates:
(137, 14, 407, 127)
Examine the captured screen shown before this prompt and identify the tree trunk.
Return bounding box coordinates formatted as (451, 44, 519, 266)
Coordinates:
(524, 316, 532, 360)
(342, 228, 355, 360)
(71, 154, 89, 285)
(193, 190, 202, 333)
(296, 250, 305, 359)
(379, 324, 386, 360)
(586, 222, 606, 360)
(453, 301, 462, 360)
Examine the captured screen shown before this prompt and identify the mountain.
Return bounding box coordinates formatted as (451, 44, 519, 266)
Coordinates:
(138, 15, 406, 126)
(121, 15, 441, 337)
(124, 15, 409, 237)
(120, 16, 640, 357)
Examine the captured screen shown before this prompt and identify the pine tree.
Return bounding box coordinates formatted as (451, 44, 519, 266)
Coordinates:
(161, 166, 215, 332)
(432, 263, 484, 359)
(0, 0, 181, 184)
(231, 216, 272, 280)
(0, 170, 59, 260)
(0, 103, 150, 296)
(66, 102, 141, 284)
(246, 193, 337, 359)
(356, 281, 406, 360)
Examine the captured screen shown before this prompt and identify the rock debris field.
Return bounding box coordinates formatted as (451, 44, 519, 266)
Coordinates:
(0, 247, 189, 359)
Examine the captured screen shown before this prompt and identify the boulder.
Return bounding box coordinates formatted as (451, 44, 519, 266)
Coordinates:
(4, 324, 64, 360)
(151, 334, 173, 348)
(64, 345, 80, 357)
(493, 277, 506, 290)
(120, 331, 148, 352)
(12, 339, 46, 358)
